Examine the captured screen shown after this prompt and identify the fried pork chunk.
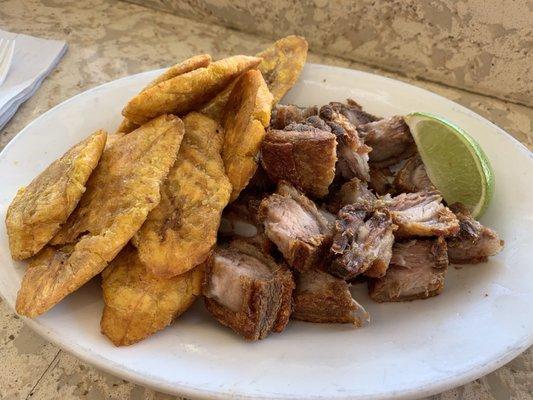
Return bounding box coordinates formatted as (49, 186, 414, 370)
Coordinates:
(259, 182, 333, 271)
(218, 192, 281, 258)
(393, 156, 434, 193)
(358, 116, 416, 167)
(287, 115, 333, 132)
(271, 100, 375, 183)
(369, 238, 448, 302)
(203, 240, 294, 340)
(219, 194, 263, 239)
(293, 270, 369, 326)
(319, 103, 372, 181)
(447, 203, 504, 264)
(379, 191, 459, 238)
(271, 99, 377, 131)
(369, 166, 395, 195)
(261, 128, 337, 197)
(325, 100, 379, 127)
(270, 104, 318, 129)
(328, 178, 376, 213)
(329, 205, 396, 279)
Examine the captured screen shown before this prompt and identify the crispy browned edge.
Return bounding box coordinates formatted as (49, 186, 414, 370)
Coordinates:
(202, 241, 294, 340)
(260, 129, 337, 198)
(368, 238, 448, 302)
(258, 182, 333, 271)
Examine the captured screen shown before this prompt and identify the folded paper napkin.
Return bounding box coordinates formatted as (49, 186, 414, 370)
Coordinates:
(0, 30, 67, 130)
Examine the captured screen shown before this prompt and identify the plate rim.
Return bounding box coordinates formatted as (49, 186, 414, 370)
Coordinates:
(0, 62, 531, 400)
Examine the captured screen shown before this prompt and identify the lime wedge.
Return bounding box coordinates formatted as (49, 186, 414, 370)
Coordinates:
(404, 112, 494, 218)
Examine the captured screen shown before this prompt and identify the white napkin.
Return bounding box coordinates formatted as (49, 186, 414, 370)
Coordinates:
(0, 30, 67, 130)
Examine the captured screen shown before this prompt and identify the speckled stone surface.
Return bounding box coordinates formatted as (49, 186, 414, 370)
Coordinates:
(0, 1, 531, 399)
(126, 0, 533, 108)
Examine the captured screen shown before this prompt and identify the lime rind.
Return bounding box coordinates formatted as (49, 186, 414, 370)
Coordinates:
(405, 112, 494, 218)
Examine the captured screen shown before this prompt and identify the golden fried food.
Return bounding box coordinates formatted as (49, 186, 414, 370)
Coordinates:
(222, 69, 273, 202)
(133, 112, 231, 277)
(15, 115, 184, 317)
(101, 245, 203, 346)
(117, 54, 211, 134)
(199, 81, 235, 122)
(145, 54, 211, 89)
(200, 36, 308, 121)
(6, 130, 107, 260)
(122, 55, 261, 125)
(104, 131, 125, 149)
(256, 35, 307, 104)
(115, 118, 140, 135)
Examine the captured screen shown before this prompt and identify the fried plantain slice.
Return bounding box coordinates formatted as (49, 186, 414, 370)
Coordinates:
(133, 112, 231, 277)
(256, 35, 308, 104)
(199, 80, 235, 122)
(15, 115, 184, 317)
(122, 55, 261, 125)
(6, 130, 107, 260)
(115, 118, 140, 135)
(222, 69, 273, 202)
(100, 244, 203, 346)
(144, 54, 211, 89)
(200, 36, 308, 121)
(117, 54, 211, 134)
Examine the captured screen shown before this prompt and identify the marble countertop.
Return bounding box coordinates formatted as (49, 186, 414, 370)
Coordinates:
(129, 0, 533, 108)
(0, 1, 531, 399)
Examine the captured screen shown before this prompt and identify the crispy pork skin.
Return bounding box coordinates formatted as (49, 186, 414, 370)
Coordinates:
(271, 104, 318, 129)
(293, 270, 369, 326)
(272, 99, 377, 131)
(319, 103, 372, 182)
(261, 128, 337, 197)
(447, 203, 504, 264)
(285, 115, 332, 132)
(358, 116, 416, 168)
(329, 205, 396, 279)
(393, 156, 434, 193)
(271, 101, 376, 183)
(369, 238, 448, 302)
(203, 240, 294, 340)
(327, 99, 379, 127)
(379, 191, 460, 237)
(259, 182, 333, 271)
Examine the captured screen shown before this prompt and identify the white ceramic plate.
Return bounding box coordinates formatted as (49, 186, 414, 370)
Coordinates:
(0, 64, 532, 400)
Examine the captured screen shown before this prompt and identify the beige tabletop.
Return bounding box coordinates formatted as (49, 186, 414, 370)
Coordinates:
(0, 1, 531, 399)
